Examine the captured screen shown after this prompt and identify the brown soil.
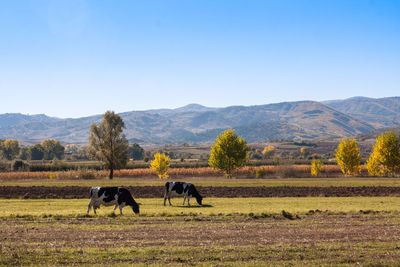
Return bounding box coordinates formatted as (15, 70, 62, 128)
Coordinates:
(2, 185, 400, 199)
(1, 215, 400, 249)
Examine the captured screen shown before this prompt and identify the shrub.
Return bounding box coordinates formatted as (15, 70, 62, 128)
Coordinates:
(256, 167, 267, 178)
(311, 160, 323, 177)
(11, 160, 28, 171)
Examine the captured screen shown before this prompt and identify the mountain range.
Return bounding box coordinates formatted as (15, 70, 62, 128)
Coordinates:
(0, 97, 399, 145)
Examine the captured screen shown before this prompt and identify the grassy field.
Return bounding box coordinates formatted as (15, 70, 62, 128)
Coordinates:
(1, 198, 400, 265)
(1, 197, 400, 217)
(2, 176, 400, 187)
(3, 179, 400, 265)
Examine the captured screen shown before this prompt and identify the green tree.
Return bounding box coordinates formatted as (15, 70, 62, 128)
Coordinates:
(28, 144, 45, 160)
(128, 143, 145, 160)
(2, 139, 20, 160)
(18, 147, 29, 160)
(41, 139, 65, 160)
(88, 111, 129, 179)
(150, 152, 170, 179)
(209, 129, 249, 178)
(334, 138, 362, 176)
(366, 131, 400, 176)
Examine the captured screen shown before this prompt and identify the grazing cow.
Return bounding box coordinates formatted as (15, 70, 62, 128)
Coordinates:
(164, 182, 203, 207)
(87, 187, 140, 215)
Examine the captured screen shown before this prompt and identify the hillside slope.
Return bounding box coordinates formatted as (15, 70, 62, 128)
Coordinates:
(324, 96, 400, 128)
(0, 100, 377, 144)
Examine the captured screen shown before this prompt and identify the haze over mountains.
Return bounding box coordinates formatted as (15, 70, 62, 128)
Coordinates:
(0, 97, 399, 145)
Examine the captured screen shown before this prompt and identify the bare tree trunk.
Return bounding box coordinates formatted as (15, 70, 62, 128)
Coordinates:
(109, 168, 114, 180)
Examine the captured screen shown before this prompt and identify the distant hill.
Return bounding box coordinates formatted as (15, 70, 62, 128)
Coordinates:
(357, 125, 400, 142)
(0, 98, 384, 145)
(0, 113, 61, 128)
(324, 96, 400, 128)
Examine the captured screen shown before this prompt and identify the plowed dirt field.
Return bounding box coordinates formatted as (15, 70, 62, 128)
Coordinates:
(2, 185, 400, 198)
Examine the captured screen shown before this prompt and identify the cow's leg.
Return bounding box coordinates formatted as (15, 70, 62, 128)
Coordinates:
(164, 196, 167, 206)
(119, 206, 123, 215)
(168, 196, 172, 206)
(87, 200, 93, 214)
(93, 207, 97, 214)
(183, 196, 186, 206)
(113, 204, 118, 213)
(187, 196, 191, 207)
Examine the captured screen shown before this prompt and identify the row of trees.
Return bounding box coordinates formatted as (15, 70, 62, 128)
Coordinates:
(334, 131, 400, 176)
(1, 138, 145, 163)
(0, 139, 65, 160)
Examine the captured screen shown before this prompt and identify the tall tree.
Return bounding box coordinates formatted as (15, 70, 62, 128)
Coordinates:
(2, 139, 20, 160)
(209, 129, 249, 178)
(41, 139, 65, 160)
(88, 111, 129, 179)
(366, 131, 400, 176)
(334, 138, 362, 176)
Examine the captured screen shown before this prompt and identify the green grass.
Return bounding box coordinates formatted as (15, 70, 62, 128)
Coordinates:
(2, 197, 400, 217)
(2, 176, 400, 187)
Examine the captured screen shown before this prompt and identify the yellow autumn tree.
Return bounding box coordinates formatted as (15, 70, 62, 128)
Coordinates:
(366, 131, 400, 176)
(150, 152, 170, 179)
(311, 159, 323, 177)
(334, 138, 361, 176)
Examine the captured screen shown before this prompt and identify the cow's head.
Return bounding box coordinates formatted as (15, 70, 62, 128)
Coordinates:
(131, 203, 140, 214)
(196, 196, 203, 206)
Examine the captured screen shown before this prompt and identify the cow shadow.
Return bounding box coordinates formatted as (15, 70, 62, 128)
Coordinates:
(174, 204, 213, 208)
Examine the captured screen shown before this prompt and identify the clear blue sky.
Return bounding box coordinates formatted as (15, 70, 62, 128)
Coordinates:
(0, 0, 399, 118)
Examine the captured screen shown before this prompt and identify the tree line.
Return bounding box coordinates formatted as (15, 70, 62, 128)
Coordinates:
(0, 139, 65, 161)
(0, 138, 145, 162)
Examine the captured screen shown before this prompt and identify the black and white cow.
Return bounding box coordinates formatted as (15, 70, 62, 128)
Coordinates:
(87, 187, 140, 215)
(164, 182, 203, 207)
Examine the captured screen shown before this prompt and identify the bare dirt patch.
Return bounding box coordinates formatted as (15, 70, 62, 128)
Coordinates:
(2, 185, 400, 199)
